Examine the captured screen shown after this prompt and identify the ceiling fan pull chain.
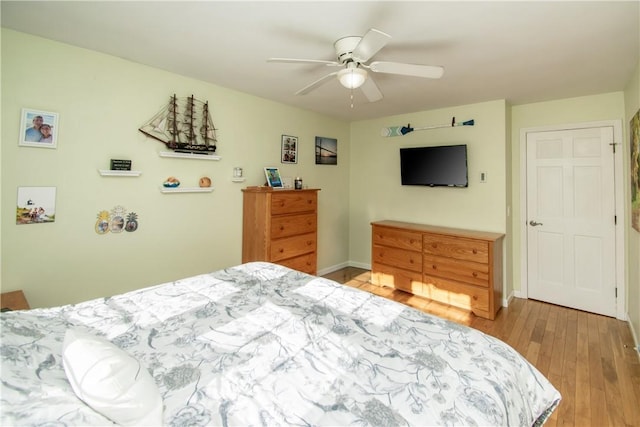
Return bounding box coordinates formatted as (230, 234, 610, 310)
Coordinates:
(350, 88, 355, 109)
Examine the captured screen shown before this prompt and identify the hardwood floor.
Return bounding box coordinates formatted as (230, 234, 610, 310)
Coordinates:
(323, 267, 640, 427)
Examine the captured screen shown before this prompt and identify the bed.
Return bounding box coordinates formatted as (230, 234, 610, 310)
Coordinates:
(1, 262, 560, 426)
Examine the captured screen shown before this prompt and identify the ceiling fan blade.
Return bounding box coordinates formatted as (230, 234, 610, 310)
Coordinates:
(360, 76, 383, 102)
(295, 71, 339, 95)
(369, 61, 444, 79)
(352, 28, 391, 63)
(268, 58, 339, 66)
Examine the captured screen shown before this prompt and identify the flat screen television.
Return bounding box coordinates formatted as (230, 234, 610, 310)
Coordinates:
(400, 144, 468, 187)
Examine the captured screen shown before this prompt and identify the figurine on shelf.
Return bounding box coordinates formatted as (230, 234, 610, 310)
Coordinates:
(163, 176, 180, 188)
(199, 177, 212, 188)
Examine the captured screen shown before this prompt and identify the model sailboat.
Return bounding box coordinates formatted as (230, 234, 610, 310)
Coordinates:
(139, 94, 217, 154)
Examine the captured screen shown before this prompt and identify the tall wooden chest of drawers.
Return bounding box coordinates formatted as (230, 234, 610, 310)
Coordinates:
(242, 187, 320, 275)
(371, 220, 504, 320)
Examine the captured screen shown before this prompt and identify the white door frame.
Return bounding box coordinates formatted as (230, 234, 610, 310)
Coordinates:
(519, 120, 626, 320)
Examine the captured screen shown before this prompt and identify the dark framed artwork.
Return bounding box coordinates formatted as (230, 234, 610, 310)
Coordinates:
(281, 135, 298, 164)
(631, 108, 640, 232)
(19, 108, 59, 149)
(315, 136, 337, 165)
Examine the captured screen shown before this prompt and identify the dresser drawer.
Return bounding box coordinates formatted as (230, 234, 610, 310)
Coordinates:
(270, 233, 316, 261)
(423, 234, 488, 263)
(271, 213, 316, 239)
(422, 274, 490, 314)
(372, 245, 422, 273)
(278, 253, 317, 275)
(371, 262, 423, 294)
(372, 226, 422, 251)
(423, 255, 489, 287)
(271, 192, 317, 215)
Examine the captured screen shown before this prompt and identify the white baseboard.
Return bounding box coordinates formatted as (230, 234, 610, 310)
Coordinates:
(628, 314, 640, 362)
(317, 262, 349, 277)
(347, 260, 371, 270)
(317, 261, 371, 277)
(513, 289, 526, 299)
(503, 290, 515, 307)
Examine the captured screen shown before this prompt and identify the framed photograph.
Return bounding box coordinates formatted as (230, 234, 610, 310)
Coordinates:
(315, 136, 337, 165)
(631, 108, 640, 232)
(264, 167, 284, 188)
(281, 135, 298, 164)
(19, 108, 59, 149)
(16, 187, 57, 225)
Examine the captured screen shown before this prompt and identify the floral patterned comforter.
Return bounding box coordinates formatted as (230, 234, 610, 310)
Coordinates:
(1, 262, 560, 426)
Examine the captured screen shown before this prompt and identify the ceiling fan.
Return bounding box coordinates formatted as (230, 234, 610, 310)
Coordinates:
(267, 28, 444, 103)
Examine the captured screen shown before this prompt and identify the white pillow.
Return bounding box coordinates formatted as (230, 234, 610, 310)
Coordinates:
(62, 329, 163, 426)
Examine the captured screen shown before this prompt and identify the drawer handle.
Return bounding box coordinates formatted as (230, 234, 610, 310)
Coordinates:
(472, 272, 478, 277)
(280, 225, 285, 231)
(472, 249, 477, 254)
(279, 249, 284, 253)
(432, 243, 438, 249)
(432, 265, 437, 270)
(306, 241, 313, 246)
(409, 259, 414, 264)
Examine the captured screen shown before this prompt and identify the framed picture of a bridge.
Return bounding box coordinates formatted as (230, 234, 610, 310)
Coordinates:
(315, 136, 337, 165)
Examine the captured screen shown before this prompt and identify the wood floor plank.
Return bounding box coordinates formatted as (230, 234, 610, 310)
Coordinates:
(612, 320, 640, 426)
(535, 304, 558, 377)
(574, 311, 591, 426)
(323, 267, 640, 427)
(586, 313, 607, 427)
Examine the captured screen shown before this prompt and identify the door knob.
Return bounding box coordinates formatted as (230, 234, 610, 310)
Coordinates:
(529, 220, 543, 226)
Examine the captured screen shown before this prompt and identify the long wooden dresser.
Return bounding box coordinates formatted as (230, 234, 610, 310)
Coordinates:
(371, 220, 504, 320)
(242, 187, 320, 275)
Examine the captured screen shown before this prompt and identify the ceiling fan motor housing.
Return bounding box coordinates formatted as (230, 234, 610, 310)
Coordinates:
(334, 36, 362, 64)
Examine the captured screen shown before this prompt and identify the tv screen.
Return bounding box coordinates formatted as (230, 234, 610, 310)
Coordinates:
(400, 144, 468, 187)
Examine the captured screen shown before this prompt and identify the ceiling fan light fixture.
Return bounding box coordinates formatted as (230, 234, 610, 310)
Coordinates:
(337, 67, 367, 89)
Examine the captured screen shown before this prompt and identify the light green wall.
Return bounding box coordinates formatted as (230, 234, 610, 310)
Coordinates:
(1, 29, 351, 308)
(3, 29, 637, 325)
(624, 58, 640, 344)
(510, 92, 627, 297)
(348, 99, 508, 267)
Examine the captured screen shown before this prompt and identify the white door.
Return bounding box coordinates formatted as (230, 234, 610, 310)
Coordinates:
(526, 126, 616, 317)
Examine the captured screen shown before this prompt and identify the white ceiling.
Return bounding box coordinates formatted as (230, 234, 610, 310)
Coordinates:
(2, 1, 639, 121)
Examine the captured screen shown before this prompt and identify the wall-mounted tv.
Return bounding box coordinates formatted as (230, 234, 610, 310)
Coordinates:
(400, 144, 468, 187)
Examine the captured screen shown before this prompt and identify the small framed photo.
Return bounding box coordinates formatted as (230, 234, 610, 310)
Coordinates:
(19, 108, 59, 149)
(264, 167, 284, 188)
(16, 186, 57, 225)
(315, 136, 337, 165)
(281, 134, 298, 164)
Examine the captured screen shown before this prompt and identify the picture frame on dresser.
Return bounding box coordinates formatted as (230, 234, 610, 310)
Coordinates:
(264, 167, 284, 188)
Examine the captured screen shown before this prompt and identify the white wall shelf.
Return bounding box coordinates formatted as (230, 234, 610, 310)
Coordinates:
(231, 177, 246, 183)
(159, 151, 221, 161)
(98, 169, 142, 177)
(160, 186, 214, 194)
